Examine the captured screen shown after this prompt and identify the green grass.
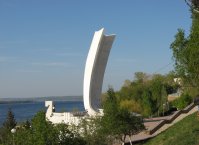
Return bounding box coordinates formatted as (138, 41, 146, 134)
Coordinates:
(142, 113, 199, 145)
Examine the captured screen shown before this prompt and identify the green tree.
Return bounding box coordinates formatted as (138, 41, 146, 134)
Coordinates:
(150, 79, 163, 116)
(3, 108, 17, 130)
(101, 88, 145, 145)
(161, 86, 168, 115)
(0, 108, 17, 144)
(134, 72, 149, 83)
(12, 110, 86, 145)
(79, 116, 108, 145)
(170, 1, 199, 92)
(117, 72, 177, 117)
(172, 93, 192, 109)
(14, 127, 33, 145)
(24, 120, 31, 129)
(120, 99, 142, 114)
(55, 124, 86, 145)
(30, 110, 58, 145)
(141, 90, 153, 117)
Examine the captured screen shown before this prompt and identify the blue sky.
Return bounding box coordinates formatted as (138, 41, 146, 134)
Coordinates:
(0, 0, 191, 98)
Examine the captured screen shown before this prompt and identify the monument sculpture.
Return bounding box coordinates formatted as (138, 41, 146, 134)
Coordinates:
(83, 28, 116, 116)
(45, 28, 116, 124)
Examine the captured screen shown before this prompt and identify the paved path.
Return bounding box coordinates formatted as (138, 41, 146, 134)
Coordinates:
(124, 106, 198, 144)
(153, 106, 197, 135)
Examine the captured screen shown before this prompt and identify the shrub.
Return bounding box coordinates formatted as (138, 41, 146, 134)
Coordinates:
(172, 94, 192, 109)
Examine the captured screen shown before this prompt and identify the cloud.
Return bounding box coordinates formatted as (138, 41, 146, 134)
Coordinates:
(32, 62, 69, 67)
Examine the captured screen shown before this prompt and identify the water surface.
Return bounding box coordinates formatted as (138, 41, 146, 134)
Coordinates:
(0, 101, 84, 126)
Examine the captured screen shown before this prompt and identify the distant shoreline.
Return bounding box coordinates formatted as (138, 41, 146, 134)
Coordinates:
(0, 100, 84, 105)
(0, 96, 83, 104)
(0, 101, 34, 104)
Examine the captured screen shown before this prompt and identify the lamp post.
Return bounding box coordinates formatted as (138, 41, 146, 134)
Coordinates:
(11, 128, 16, 145)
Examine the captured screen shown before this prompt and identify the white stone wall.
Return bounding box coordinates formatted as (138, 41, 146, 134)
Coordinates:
(45, 101, 82, 125)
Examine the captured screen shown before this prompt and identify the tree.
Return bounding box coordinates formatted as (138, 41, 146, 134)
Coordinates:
(0, 108, 17, 144)
(172, 93, 192, 109)
(141, 90, 153, 117)
(78, 116, 108, 145)
(0, 109, 87, 145)
(30, 111, 58, 144)
(150, 79, 164, 116)
(120, 99, 142, 114)
(117, 72, 177, 117)
(170, 1, 199, 92)
(134, 72, 149, 83)
(3, 108, 17, 130)
(185, 0, 199, 13)
(10, 110, 86, 145)
(55, 124, 86, 145)
(101, 88, 145, 145)
(161, 86, 168, 115)
(24, 119, 31, 129)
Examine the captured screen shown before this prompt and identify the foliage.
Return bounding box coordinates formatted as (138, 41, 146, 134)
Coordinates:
(29, 110, 58, 144)
(170, 1, 199, 93)
(171, 93, 193, 109)
(79, 116, 108, 145)
(120, 99, 142, 113)
(101, 88, 145, 144)
(134, 72, 149, 83)
(142, 113, 199, 145)
(24, 120, 31, 129)
(2, 108, 17, 130)
(0, 110, 86, 145)
(79, 88, 145, 145)
(0, 108, 17, 144)
(117, 72, 177, 117)
(55, 124, 86, 145)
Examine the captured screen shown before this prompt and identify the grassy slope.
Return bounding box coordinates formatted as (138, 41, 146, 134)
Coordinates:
(142, 113, 199, 145)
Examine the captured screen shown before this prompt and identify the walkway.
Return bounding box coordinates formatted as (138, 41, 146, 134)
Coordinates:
(125, 103, 198, 144)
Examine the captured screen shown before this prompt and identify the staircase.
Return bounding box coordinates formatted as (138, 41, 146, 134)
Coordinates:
(125, 103, 198, 143)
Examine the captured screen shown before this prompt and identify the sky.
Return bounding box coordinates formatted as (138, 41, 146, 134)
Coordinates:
(0, 0, 192, 98)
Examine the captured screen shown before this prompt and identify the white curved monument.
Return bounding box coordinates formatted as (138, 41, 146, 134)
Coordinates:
(45, 28, 116, 124)
(83, 28, 115, 116)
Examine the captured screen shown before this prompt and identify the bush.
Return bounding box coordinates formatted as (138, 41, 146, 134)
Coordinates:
(172, 94, 192, 109)
(0, 110, 86, 145)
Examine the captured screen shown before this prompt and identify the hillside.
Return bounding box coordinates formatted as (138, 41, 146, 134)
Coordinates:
(141, 113, 199, 145)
